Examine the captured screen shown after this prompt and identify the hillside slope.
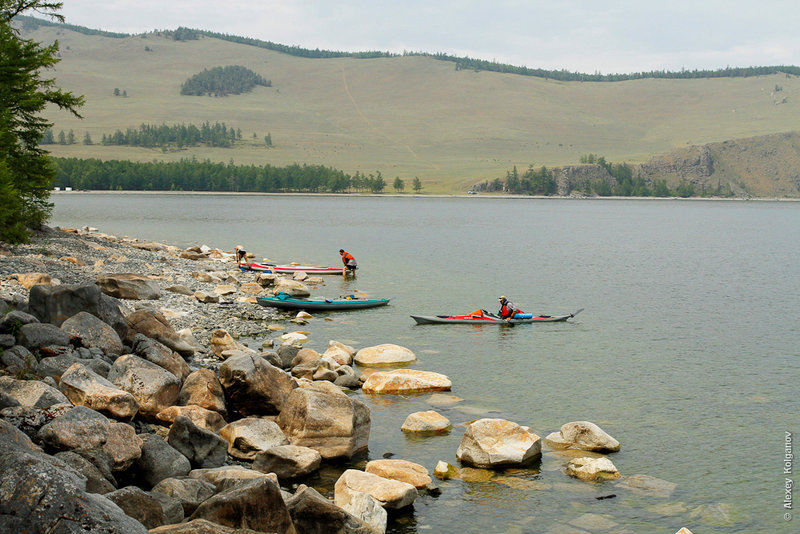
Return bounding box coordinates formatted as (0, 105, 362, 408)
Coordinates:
(24, 25, 800, 195)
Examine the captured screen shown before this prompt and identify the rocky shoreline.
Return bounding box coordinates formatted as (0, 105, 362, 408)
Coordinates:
(0, 226, 696, 534)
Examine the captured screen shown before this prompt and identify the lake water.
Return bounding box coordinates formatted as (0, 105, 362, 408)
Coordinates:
(51, 193, 800, 533)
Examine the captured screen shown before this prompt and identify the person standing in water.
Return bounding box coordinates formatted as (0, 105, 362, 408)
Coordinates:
(340, 249, 357, 276)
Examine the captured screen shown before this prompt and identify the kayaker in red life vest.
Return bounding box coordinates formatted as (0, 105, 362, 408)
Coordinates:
(340, 249, 357, 276)
(498, 296, 522, 319)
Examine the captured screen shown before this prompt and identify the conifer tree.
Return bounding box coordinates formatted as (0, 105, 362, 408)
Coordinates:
(0, 0, 84, 243)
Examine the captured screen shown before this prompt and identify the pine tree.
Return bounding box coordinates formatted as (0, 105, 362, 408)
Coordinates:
(0, 1, 84, 243)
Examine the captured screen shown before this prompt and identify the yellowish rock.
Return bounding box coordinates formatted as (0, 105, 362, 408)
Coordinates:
(362, 369, 451, 394)
(401, 410, 451, 434)
(15, 272, 52, 290)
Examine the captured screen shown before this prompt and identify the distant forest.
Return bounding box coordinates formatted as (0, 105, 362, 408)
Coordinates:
(100, 122, 242, 148)
(475, 158, 734, 198)
(52, 158, 390, 193)
(181, 65, 271, 97)
(17, 16, 800, 82)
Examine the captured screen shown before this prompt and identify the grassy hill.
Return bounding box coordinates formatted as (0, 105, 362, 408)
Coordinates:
(23, 23, 800, 194)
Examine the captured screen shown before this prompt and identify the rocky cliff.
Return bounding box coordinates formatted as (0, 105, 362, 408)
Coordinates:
(548, 132, 800, 198)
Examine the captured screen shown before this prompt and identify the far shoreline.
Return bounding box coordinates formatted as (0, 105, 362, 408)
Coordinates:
(51, 190, 800, 202)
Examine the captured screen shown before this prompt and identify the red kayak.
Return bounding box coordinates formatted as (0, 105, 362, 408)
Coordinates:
(239, 262, 345, 275)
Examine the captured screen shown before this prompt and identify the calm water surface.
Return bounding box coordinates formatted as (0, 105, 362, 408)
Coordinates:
(52, 194, 800, 533)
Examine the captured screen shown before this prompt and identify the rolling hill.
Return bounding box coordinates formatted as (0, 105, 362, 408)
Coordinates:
(21, 21, 800, 196)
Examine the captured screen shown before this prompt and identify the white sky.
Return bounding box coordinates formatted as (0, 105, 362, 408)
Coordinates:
(54, 0, 800, 74)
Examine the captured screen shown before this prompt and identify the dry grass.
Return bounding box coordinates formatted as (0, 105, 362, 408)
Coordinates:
(34, 27, 800, 193)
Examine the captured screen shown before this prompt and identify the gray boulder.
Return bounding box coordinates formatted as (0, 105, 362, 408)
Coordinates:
(17, 322, 70, 350)
(286, 484, 377, 534)
(218, 353, 296, 416)
(38, 405, 143, 472)
(0, 310, 39, 334)
(54, 450, 117, 494)
(167, 415, 228, 469)
(135, 434, 192, 488)
(152, 477, 216, 516)
(108, 354, 181, 419)
(189, 476, 296, 534)
(253, 444, 322, 480)
(0, 419, 148, 533)
(105, 486, 168, 529)
(96, 273, 162, 300)
(132, 333, 191, 382)
(36, 350, 112, 382)
(0, 403, 73, 442)
(0, 376, 70, 408)
(28, 283, 128, 339)
(59, 362, 140, 420)
(126, 309, 201, 356)
(61, 311, 124, 355)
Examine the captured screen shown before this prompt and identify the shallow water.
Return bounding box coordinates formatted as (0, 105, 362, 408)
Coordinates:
(52, 193, 800, 533)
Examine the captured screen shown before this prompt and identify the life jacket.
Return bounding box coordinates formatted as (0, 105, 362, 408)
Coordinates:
(341, 251, 355, 265)
(500, 301, 521, 318)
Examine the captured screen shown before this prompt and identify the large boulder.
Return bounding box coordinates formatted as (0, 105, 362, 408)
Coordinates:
(156, 405, 227, 433)
(149, 519, 264, 533)
(0, 310, 39, 334)
(135, 433, 192, 487)
(126, 309, 201, 356)
(218, 353, 296, 416)
(401, 410, 451, 435)
(105, 486, 168, 529)
(0, 420, 148, 533)
(210, 328, 254, 357)
(36, 350, 111, 383)
(277, 387, 370, 460)
(28, 283, 128, 339)
(252, 444, 322, 480)
(545, 421, 621, 453)
(96, 273, 162, 300)
(178, 368, 227, 418)
(54, 450, 116, 494)
(219, 417, 289, 460)
(0, 403, 73, 443)
(0, 375, 70, 408)
(272, 279, 310, 297)
(365, 459, 434, 490)
(16, 322, 70, 350)
(322, 340, 357, 366)
(456, 418, 541, 468)
(108, 354, 181, 419)
(38, 405, 143, 472)
(131, 333, 191, 382)
(362, 369, 451, 394)
(189, 477, 297, 534)
(354, 343, 416, 366)
(151, 477, 216, 516)
(61, 311, 124, 355)
(167, 415, 228, 469)
(59, 362, 140, 419)
(188, 465, 272, 493)
(286, 485, 377, 534)
(334, 469, 417, 510)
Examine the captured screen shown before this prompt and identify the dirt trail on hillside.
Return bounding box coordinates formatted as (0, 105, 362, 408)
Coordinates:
(339, 66, 438, 169)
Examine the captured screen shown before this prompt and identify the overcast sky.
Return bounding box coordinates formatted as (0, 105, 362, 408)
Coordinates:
(55, 0, 800, 74)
